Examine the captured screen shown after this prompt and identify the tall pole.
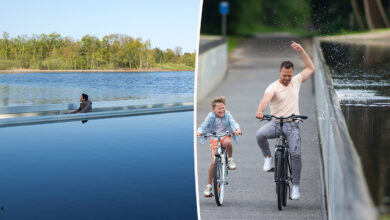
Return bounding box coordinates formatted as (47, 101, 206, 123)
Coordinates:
(219, 2, 229, 37)
(222, 13, 226, 36)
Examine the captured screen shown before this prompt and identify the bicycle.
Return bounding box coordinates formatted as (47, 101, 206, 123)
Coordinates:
(260, 114, 307, 211)
(202, 131, 233, 206)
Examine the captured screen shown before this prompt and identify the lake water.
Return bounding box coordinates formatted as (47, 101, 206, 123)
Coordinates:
(0, 71, 194, 107)
(0, 111, 197, 219)
(321, 41, 390, 213)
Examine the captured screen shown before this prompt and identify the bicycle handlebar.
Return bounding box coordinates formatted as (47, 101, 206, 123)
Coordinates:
(261, 114, 308, 122)
(200, 131, 241, 139)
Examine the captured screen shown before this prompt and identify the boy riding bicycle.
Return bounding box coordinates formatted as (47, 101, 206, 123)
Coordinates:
(197, 96, 242, 197)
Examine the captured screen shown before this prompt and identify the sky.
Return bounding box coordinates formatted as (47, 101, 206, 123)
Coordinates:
(0, 0, 201, 53)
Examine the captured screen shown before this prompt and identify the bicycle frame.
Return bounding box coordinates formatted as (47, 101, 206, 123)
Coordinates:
(274, 126, 292, 194)
(215, 136, 228, 186)
(201, 131, 232, 206)
(260, 114, 307, 210)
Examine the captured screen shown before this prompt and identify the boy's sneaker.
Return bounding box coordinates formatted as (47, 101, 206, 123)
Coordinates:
(263, 156, 274, 172)
(203, 184, 212, 197)
(291, 185, 300, 200)
(228, 158, 237, 170)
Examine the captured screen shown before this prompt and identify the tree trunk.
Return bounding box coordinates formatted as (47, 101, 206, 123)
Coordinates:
(376, 0, 390, 27)
(364, 0, 390, 29)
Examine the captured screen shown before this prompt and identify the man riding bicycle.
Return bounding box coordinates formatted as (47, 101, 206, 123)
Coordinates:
(255, 41, 315, 200)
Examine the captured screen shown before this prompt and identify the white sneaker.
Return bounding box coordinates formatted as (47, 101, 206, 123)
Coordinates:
(263, 156, 274, 172)
(228, 157, 237, 170)
(203, 184, 212, 197)
(291, 185, 300, 200)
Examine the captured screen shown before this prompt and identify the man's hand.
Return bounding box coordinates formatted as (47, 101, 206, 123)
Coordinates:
(291, 41, 303, 52)
(290, 40, 315, 82)
(235, 129, 242, 136)
(196, 132, 202, 137)
(255, 112, 264, 119)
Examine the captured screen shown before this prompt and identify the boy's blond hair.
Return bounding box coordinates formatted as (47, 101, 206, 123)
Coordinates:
(211, 96, 226, 108)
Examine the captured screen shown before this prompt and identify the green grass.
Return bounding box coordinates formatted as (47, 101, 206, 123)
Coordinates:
(227, 36, 243, 53)
(154, 63, 194, 71)
(324, 28, 390, 37)
(235, 24, 317, 38)
(203, 26, 390, 40)
(228, 25, 390, 38)
(381, 214, 390, 220)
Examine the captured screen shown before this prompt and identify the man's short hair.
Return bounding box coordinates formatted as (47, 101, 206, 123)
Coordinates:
(211, 96, 226, 108)
(82, 93, 89, 101)
(280, 61, 294, 70)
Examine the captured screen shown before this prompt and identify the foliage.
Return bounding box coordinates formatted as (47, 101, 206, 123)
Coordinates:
(201, 0, 390, 36)
(201, 0, 311, 36)
(0, 33, 195, 71)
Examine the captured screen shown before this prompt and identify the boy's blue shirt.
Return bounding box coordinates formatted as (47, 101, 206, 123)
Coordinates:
(197, 110, 240, 144)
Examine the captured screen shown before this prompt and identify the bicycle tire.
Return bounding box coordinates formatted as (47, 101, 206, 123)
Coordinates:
(275, 150, 283, 210)
(282, 183, 288, 206)
(213, 157, 224, 206)
(282, 151, 289, 206)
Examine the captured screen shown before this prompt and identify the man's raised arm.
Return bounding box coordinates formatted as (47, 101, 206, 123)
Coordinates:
(291, 41, 315, 82)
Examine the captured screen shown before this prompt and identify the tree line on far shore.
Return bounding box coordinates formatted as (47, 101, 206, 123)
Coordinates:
(0, 32, 195, 71)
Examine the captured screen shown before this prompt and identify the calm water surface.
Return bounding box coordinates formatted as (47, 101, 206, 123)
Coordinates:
(0, 112, 196, 219)
(0, 71, 194, 107)
(321, 42, 390, 213)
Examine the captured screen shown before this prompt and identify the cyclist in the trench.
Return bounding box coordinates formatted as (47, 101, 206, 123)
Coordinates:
(255, 41, 315, 200)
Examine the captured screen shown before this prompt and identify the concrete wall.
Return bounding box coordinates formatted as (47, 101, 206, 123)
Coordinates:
(0, 102, 193, 127)
(313, 38, 377, 220)
(196, 37, 227, 101)
(0, 98, 193, 127)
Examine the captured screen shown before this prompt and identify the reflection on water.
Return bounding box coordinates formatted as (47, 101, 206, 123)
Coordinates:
(321, 41, 390, 213)
(0, 112, 196, 219)
(342, 105, 390, 212)
(0, 71, 194, 107)
(321, 42, 390, 103)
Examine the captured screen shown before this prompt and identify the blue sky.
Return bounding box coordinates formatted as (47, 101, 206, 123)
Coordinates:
(0, 0, 201, 53)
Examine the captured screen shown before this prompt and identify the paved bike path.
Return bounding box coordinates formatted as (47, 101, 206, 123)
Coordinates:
(196, 34, 323, 219)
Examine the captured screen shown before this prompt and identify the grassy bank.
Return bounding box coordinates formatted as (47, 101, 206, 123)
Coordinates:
(227, 37, 243, 53)
(382, 214, 390, 220)
(0, 66, 194, 74)
(154, 62, 194, 71)
(233, 24, 315, 38)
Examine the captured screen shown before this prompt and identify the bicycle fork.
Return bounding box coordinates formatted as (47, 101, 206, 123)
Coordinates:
(215, 152, 229, 185)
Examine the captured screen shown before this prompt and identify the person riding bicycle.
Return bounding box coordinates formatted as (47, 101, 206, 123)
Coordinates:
(255, 41, 315, 200)
(71, 93, 92, 114)
(197, 96, 242, 197)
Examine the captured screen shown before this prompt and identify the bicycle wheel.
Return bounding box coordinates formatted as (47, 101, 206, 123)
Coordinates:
(282, 151, 289, 206)
(275, 150, 283, 210)
(213, 157, 224, 206)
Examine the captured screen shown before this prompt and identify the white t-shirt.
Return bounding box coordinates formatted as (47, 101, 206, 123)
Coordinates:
(215, 117, 226, 136)
(265, 73, 303, 117)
